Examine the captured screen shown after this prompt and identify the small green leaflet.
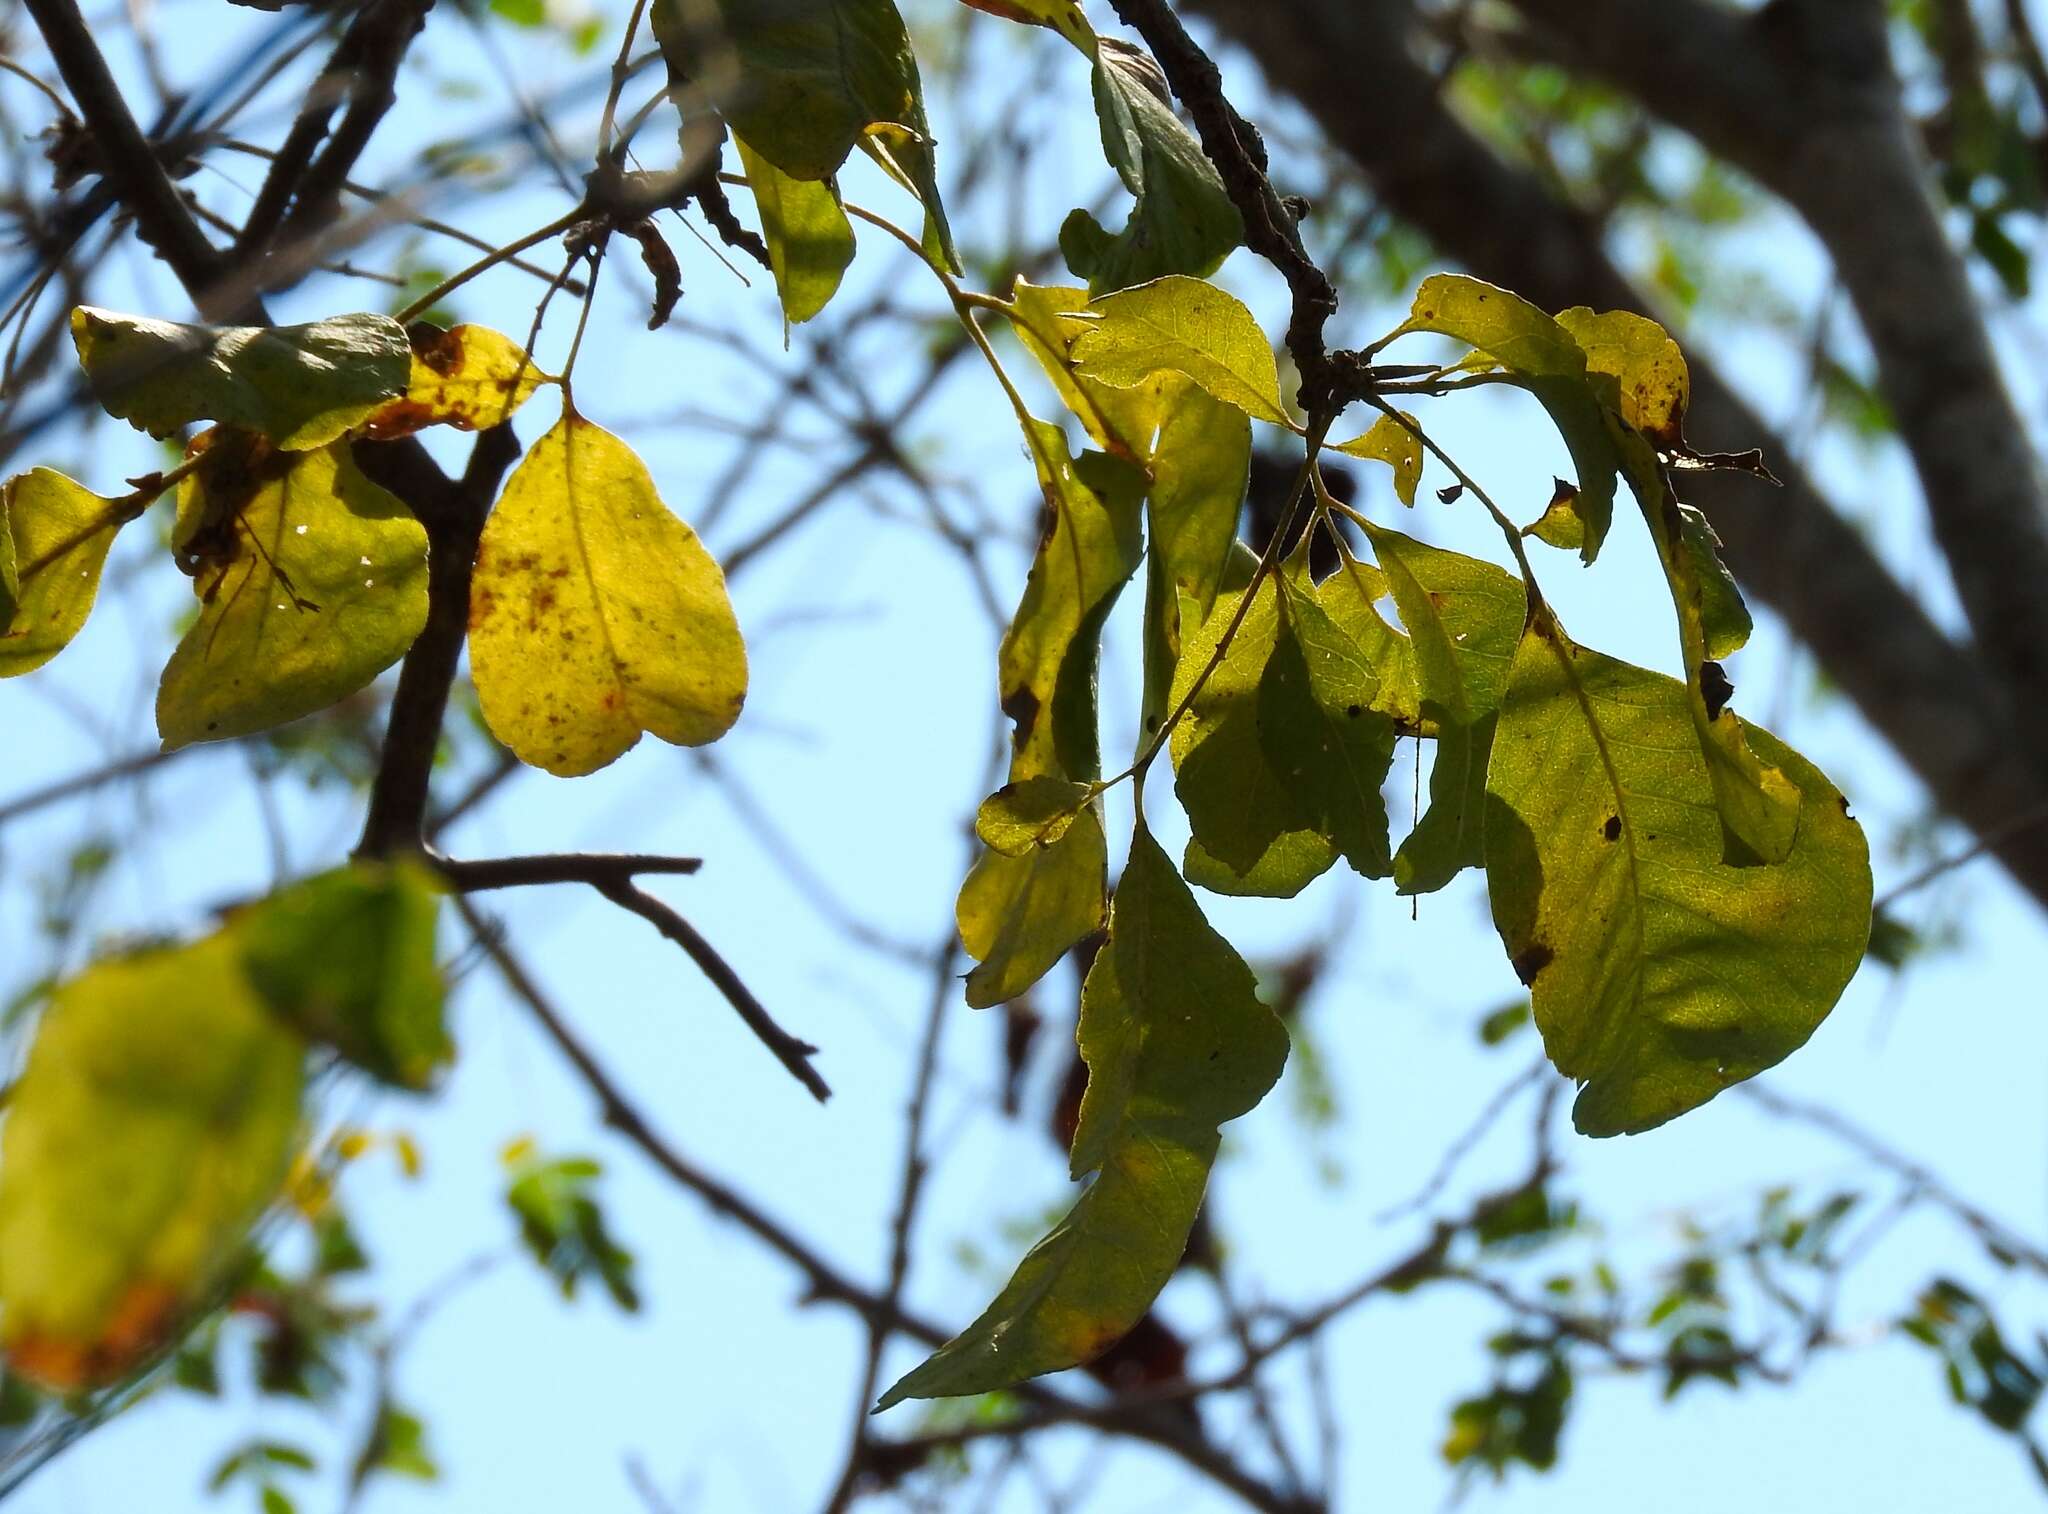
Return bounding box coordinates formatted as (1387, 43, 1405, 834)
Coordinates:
(957, 419, 1141, 1005)
(0, 935, 305, 1390)
(1679, 503, 1752, 660)
(882, 825, 1286, 1407)
(1069, 275, 1287, 426)
(1360, 522, 1525, 895)
(735, 135, 856, 328)
(1333, 413, 1423, 505)
(1483, 616, 1871, 1136)
(71, 307, 409, 451)
(157, 433, 429, 750)
(1383, 276, 1618, 561)
(0, 469, 131, 677)
(1062, 41, 1243, 293)
(233, 862, 449, 1092)
(976, 776, 1092, 855)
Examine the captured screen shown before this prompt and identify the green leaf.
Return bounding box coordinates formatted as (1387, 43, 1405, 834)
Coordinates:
(1061, 41, 1242, 293)
(71, 307, 409, 451)
(662, 0, 956, 268)
(356, 322, 549, 441)
(1617, 432, 1795, 863)
(1482, 617, 1871, 1136)
(0, 469, 130, 677)
(1360, 522, 1525, 894)
(880, 825, 1286, 1406)
(1170, 574, 1336, 896)
(233, 862, 449, 1091)
(994, 420, 1145, 784)
(957, 809, 1108, 1008)
(1069, 276, 1286, 426)
(0, 935, 305, 1389)
(976, 776, 1093, 856)
(1005, 279, 1168, 460)
(504, 1151, 640, 1312)
(735, 135, 856, 327)
(1264, 572, 1398, 878)
(1316, 544, 1420, 731)
(1677, 503, 1751, 661)
(156, 433, 429, 749)
(1332, 412, 1423, 506)
(1522, 479, 1587, 553)
(958, 421, 1140, 1004)
(1387, 276, 1617, 561)
(469, 412, 747, 776)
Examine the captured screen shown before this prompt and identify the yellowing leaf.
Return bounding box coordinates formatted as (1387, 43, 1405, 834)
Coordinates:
(881, 825, 1286, 1406)
(72, 307, 409, 450)
(735, 135, 856, 327)
(1333, 412, 1423, 505)
(956, 0, 1094, 53)
(1062, 41, 1242, 293)
(1070, 276, 1287, 426)
(156, 433, 428, 749)
(957, 420, 1140, 1003)
(1388, 275, 1618, 561)
(1006, 280, 1166, 459)
(1556, 307, 1688, 448)
(1521, 478, 1587, 552)
(469, 413, 746, 776)
(1483, 617, 1871, 1136)
(233, 862, 449, 1091)
(0, 469, 133, 677)
(0, 936, 305, 1390)
(957, 808, 1108, 1008)
(975, 775, 1092, 856)
(356, 322, 549, 441)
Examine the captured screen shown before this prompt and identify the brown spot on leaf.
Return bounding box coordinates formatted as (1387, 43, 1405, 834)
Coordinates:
(407, 321, 464, 375)
(1603, 815, 1621, 841)
(1700, 660, 1734, 720)
(1511, 941, 1554, 986)
(1001, 684, 1041, 748)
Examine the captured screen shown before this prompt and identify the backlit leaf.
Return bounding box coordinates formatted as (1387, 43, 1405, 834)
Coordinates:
(1170, 573, 1336, 896)
(958, 420, 1141, 1003)
(1333, 413, 1423, 505)
(1387, 276, 1617, 561)
(1555, 307, 1688, 448)
(157, 432, 429, 749)
(1070, 276, 1286, 426)
(735, 135, 855, 327)
(234, 862, 449, 1092)
(356, 323, 548, 441)
(880, 825, 1285, 1405)
(1360, 522, 1525, 894)
(0, 469, 131, 677)
(956, 0, 1094, 53)
(1006, 279, 1165, 461)
(468, 412, 747, 776)
(958, 809, 1108, 1009)
(1678, 503, 1751, 661)
(0, 935, 304, 1390)
(1483, 616, 1871, 1135)
(72, 307, 408, 451)
(976, 776, 1093, 856)
(1061, 41, 1242, 293)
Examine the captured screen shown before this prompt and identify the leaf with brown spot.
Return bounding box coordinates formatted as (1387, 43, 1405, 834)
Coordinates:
(468, 413, 746, 776)
(356, 323, 549, 441)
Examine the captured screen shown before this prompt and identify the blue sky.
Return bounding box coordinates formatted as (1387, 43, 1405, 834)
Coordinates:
(3, 3, 2047, 1510)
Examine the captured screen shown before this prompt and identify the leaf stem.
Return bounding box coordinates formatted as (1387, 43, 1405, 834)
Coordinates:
(393, 209, 587, 325)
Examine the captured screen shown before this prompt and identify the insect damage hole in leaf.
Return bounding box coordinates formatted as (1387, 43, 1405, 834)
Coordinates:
(468, 411, 747, 777)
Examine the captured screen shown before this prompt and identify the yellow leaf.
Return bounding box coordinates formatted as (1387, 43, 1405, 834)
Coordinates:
(357, 322, 549, 441)
(0, 936, 304, 1390)
(0, 469, 132, 677)
(469, 413, 747, 776)
(156, 431, 429, 749)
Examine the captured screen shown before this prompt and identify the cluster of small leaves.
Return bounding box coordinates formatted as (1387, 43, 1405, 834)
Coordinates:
(500, 1141, 640, 1312)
